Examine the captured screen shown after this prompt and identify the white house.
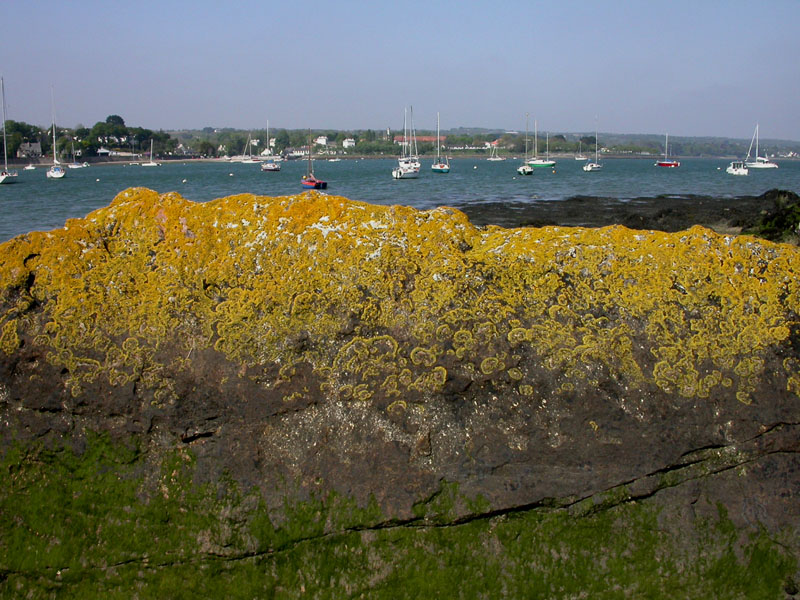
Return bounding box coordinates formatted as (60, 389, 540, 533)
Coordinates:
(342, 138, 356, 149)
(314, 136, 328, 146)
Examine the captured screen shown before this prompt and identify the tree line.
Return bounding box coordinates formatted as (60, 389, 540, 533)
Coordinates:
(4, 115, 176, 159)
(7, 114, 797, 159)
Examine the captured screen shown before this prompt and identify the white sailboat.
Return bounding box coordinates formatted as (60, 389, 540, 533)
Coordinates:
(141, 139, 160, 167)
(583, 122, 602, 172)
(574, 140, 587, 161)
(745, 124, 778, 169)
(0, 77, 18, 184)
(431, 112, 450, 173)
(487, 144, 505, 161)
(67, 142, 88, 168)
(392, 106, 420, 179)
(528, 120, 556, 168)
(46, 87, 66, 179)
(517, 114, 533, 176)
(240, 133, 260, 164)
(260, 120, 282, 169)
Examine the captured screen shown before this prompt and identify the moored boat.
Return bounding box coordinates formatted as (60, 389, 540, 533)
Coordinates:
(486, 145, 505, 161)
(261, 159, 280, 172)
(46, 87, 66, 180)
(745, 124, 778, 169)
(141, 139, 160, 167)
(583, 121, 602, 172)
(0, 77, 17, 184)
(528, 122, 556, 169)
(517, 113, 533, 176)
(431, 112, 450, 173)
(726, 161, 748, 176)
(655, 133, 680, 167)
(392, 107, 420, 179)
(301, 131, 327, 189)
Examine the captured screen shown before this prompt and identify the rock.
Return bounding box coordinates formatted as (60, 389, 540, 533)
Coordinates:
(1, 188, 798, 596)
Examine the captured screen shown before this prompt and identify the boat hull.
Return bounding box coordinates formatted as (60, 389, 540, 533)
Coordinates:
(655, 160, 680, 168)
(746, 160, 778, 169)
(46, 166, 66, 179)
(0, 170, 18, 184)
(517, 165, 533, 175)
(528, 159, 556, 168)
(431, 162, 450, 173)
(301, 177, 327, 189)
(582, 162, 602, 172)
(726, 162, 748, 176)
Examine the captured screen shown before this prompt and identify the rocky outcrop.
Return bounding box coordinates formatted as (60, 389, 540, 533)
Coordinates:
(1, 188, 798, 596)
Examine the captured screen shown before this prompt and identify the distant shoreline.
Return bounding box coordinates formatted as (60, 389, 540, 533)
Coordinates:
(9, 154, 797, 168)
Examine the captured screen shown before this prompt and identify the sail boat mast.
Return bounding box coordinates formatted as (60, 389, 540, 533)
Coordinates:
(1, 78, 8, 172)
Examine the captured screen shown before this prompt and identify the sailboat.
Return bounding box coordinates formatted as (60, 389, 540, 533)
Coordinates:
(240, 133, 260, 164)
(67, 142, 88, 169)
(301, 131, 327, 189)
(392, 106, 420, 179)
(141, 139, 160, 167)
(260, 120, 281, 171)
(655, 133, 680, 168)
(46, 87, 66, 179)
(583, 123, 602, 172)
(574, 140, 587, 161)
(487, 144, 505, 161)
(0, 77, 18, 184)
(745, 124, 778, 169)
(527, 121, 556, 168)
(517, 114, 533, 176)
(431, 112, 450, 173)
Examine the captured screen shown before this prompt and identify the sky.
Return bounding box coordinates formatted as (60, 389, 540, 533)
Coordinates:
(2, 0, 799, 141)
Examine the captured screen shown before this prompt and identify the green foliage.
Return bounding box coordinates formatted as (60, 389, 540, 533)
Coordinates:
(744, 190, 800, 243)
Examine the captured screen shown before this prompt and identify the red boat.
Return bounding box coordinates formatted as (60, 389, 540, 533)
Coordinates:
(655, 160, 680, 168)
(301, 130, 327, 189)
(301, 175, 327, 189)
(654, 133, 680, 168)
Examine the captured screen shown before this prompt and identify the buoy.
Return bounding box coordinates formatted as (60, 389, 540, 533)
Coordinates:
(473, 165, 477, 169)
(229, 173, 234, 177)
(96, 178, 100, 182)
(182, 179, 187, 183)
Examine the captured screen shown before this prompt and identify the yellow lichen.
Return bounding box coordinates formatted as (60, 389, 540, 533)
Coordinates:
(0, 187, 796, 413)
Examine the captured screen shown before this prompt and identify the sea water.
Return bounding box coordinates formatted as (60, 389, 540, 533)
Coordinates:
(1, 157, 798, 242)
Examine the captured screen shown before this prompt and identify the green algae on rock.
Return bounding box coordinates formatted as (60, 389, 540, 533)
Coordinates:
(1, 188, 799, 596)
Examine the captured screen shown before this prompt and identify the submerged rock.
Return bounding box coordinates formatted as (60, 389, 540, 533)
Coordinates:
(1, 188, 799, 596)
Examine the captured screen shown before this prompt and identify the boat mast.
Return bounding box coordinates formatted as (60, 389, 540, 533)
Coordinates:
(746, 125, 757, 161)
(1, 77, 8, 172)
(755, 123, 759, 159)
(307, 129, 313, 176)
(524, 113, 529, 161)
(410, 105, 417, 158)
(436, 112, 440, 162)
(50, 86, 57, 166)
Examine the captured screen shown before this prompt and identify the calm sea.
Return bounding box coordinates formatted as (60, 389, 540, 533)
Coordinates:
(1, 157, 798, 242)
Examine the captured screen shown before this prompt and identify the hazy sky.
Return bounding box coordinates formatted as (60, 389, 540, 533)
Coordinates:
(3, 0, 799, 140)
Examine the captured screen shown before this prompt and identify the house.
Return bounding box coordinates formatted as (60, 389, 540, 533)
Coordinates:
(342, 138, 356, 149)
(16, 142, 42, 158)
(314, 136, 328, 146)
